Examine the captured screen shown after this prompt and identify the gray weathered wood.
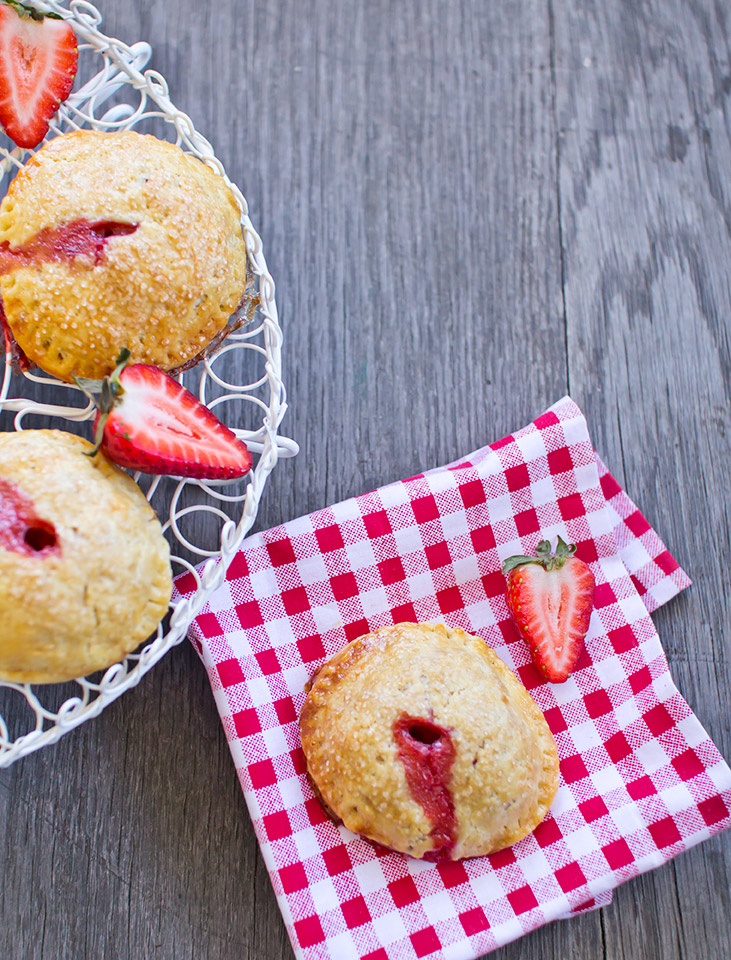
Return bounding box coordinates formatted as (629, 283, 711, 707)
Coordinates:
(1, 0, 729, 957)
(553, 1, 731, 957)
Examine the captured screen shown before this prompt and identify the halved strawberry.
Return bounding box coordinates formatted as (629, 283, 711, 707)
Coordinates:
(77, 350, 253, 480)
(0, 1, 78, 149)
(502, 537, 595, 683)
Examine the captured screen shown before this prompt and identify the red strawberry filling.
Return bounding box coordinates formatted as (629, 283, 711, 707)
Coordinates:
(393, 713, 457, 859)
(0, 476, 58, 555)
(0, 218, 138, 274)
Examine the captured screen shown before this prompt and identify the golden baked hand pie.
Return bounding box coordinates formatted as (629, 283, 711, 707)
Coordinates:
(0, 429, 172, 683)
(0, 129, 248, 381)
(300, 622, 560, 860)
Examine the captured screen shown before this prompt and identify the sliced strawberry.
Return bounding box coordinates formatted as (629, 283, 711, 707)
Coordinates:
(0, 1, 78, 149)
(502, 538, 595, 683)
(78, 350, 253, 480)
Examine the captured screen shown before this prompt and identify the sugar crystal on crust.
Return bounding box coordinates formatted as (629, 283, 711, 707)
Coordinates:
(0, 130, 248, 381)
(0, 430, 172, 683)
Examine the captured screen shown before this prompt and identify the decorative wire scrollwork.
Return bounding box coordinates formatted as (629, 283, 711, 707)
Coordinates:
(0, 0, 296, 766)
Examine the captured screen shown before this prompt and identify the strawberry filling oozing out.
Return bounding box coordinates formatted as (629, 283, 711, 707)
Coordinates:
(393, 714, 457, 859)
(0, 220, 137, 370)
(0, 477, 58, 555)
(0, 219, 138, 274)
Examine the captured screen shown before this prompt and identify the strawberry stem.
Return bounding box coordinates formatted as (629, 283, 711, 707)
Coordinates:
(1, 1, 62, 22)
(502, 536, 577, 574)
(77, 348, 131, 457)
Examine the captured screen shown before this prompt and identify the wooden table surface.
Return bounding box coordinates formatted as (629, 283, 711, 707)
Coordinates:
(1, 0, 730, 957)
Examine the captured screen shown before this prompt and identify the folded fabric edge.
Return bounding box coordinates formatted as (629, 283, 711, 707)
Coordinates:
(170, 396, 720, 960)
(594, 453, 692, 613)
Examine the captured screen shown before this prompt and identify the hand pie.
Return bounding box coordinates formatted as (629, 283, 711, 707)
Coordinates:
(300, 622, 560, 860)
(0, 129, 248, 381)
(0, 429, 172, 683)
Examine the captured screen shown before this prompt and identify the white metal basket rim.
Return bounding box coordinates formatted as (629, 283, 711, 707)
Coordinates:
(0, 0, 295, 766)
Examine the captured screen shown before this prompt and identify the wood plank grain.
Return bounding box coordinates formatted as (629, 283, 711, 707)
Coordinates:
(1, 0, 729, 958)
(553, 0, 731, 957)
(0, 0, 571, 956)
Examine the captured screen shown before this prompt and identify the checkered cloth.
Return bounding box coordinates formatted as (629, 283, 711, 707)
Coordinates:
(173, 397, 731, 960)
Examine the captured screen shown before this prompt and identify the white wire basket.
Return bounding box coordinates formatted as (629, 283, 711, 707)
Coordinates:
(0, 0, 297, 766)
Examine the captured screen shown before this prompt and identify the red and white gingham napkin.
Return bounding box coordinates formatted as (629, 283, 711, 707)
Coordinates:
(173, 397, 731, 960)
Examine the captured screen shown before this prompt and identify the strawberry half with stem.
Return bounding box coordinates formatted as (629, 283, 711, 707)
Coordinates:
(0, 0, 78, 149)
(502, 537, 595, 683)
(77, 350, 253, 480)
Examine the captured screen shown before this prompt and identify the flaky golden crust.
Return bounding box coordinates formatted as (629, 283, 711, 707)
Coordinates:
(0, 430, 172, 683)
(0, 130, 247, 381)
(300, 623, 559, 860)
